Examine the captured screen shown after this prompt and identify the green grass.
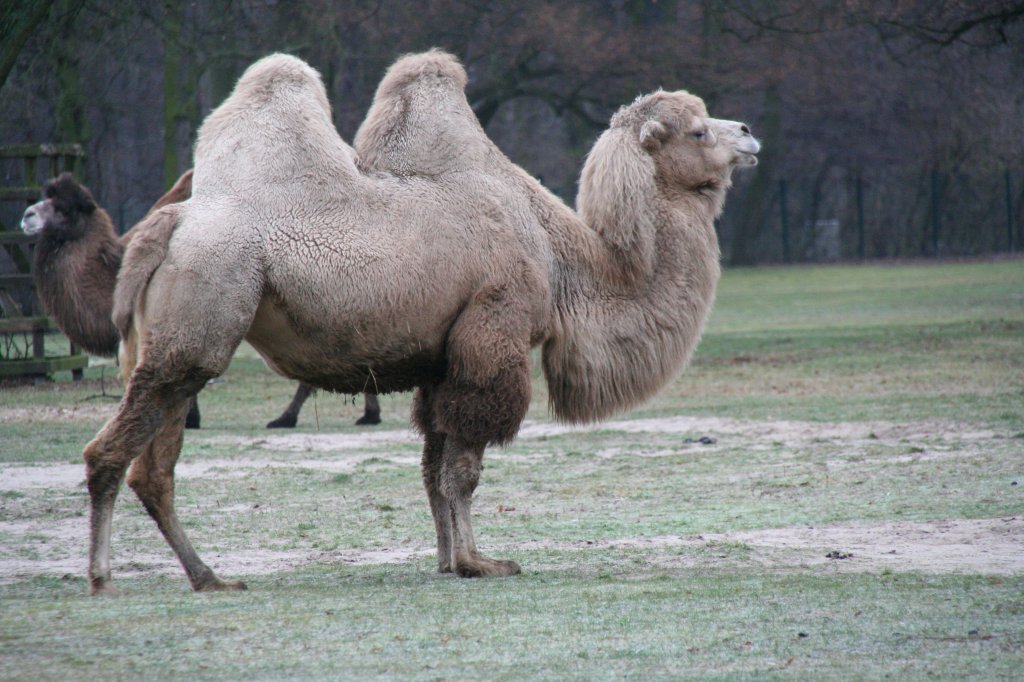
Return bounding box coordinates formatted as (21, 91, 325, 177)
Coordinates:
(4, 570, 1021, 680)
(1, 260, 1022, 679)
(656, 260, 1024, 426)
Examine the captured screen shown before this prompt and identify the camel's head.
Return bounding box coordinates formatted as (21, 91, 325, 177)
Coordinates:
(615, 90, 760, 192)
(21, 173, 97, 240)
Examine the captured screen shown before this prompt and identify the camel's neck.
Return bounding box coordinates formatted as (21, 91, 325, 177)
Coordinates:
(33, 213, 123, 357)
(541, 135, 723, 423)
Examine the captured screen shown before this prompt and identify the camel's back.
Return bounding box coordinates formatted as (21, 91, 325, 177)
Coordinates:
(167, 53, 554, 390)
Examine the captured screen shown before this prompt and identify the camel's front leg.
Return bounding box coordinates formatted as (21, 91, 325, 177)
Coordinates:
(440, 436, 520, 578)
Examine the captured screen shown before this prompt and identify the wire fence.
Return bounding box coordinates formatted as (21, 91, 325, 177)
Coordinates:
(719, 167, 1022, 263)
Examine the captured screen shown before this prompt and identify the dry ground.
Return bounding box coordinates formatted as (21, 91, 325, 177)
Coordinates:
(3, 410, 1019, 582)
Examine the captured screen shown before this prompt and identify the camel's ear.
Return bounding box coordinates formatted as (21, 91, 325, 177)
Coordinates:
(639, 120, 670, 152)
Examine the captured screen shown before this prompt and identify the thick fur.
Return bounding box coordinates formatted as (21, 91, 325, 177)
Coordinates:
(26, 172, 195, 358)
(30, 175, 123, 356)
(89, 51, 756, 589)
(357, 56, 755, 423)
(129, 51, 553, 448)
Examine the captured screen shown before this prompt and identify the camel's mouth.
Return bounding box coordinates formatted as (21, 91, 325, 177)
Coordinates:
(733, 136, 760, 167)
(20, 201, 46, 235)
(736, 151, 759, 167)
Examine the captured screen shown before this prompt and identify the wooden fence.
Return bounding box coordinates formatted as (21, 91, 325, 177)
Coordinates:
(0, 144, 88, 382)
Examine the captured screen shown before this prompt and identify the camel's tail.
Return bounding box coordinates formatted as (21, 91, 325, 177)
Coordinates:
(112, 205, 181, 378)
(145, 170, 192, 219)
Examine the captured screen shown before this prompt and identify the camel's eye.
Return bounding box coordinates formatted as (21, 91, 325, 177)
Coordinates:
(692, 129, 705, 139)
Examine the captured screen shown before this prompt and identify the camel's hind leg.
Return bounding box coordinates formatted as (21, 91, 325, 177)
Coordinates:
(420, 428, 454, 573)
(88, 250, 259, 593)
(266, 382, 314, 428)
(83, 368, 207, 594)
(127, 401, 246, 592)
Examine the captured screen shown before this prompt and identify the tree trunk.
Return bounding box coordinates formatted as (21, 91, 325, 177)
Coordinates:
(54, 0, 88, 152)
(162, 0, 184, 189)
(0, 0, 58, 93)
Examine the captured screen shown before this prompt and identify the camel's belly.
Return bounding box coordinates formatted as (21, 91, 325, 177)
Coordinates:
(246, 295, 448, 394)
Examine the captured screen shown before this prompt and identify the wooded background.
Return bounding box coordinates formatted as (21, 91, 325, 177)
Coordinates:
(2, 0, 1022, 263)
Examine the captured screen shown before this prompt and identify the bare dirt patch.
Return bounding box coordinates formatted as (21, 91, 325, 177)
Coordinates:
(193, 414, 1003, 455)
(1, 516, 1019, 584)
(2, 414, 1017, 584)
(4, 412, 995, 492)
(0, 402, 118, 425)
(723, 516, 1023, 575)
(0, 455, 419, 491)
(518, 517, 1023, 576)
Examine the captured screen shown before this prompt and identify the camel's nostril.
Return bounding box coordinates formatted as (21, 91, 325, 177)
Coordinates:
(740, 124, 750, 135)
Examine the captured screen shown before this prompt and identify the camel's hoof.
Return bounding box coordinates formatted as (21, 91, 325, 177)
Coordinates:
(266, 415, 297, 429)
(355, 413, 381, 426)
(454, 556, 521, 578)
(194, 578, 248, 592)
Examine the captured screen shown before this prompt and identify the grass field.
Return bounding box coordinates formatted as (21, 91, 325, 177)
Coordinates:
(1, 260, 1022, 679)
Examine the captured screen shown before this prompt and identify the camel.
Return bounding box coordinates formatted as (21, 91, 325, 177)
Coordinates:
(266, 382, 381, 428)
(20, 171, 202, 428)
(19, 173, 380, 429)
(20, 171, 192, 358)
(83, 51, 758, 594)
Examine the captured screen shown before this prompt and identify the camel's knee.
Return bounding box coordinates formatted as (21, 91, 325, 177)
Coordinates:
(439, 445, 483, 501)
(128, 362, 214, 407)
(83, 437, 128, 502)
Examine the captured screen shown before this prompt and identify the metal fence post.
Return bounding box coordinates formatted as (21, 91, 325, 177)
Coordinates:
(780, 179, 790, 263)
(1007, 169, 1015, 253)
(930, 170, 941, 257)
(856, 175, 865, 260)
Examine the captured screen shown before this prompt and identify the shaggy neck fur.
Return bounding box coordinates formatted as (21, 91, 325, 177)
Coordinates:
(33, 209, 124, 357)
(353, 50, 736, 426)
(541, 128, 724, 424)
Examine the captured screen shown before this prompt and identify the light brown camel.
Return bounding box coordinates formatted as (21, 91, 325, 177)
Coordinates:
(20, 173, 379, 429)
(83, 51, 758, 594)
